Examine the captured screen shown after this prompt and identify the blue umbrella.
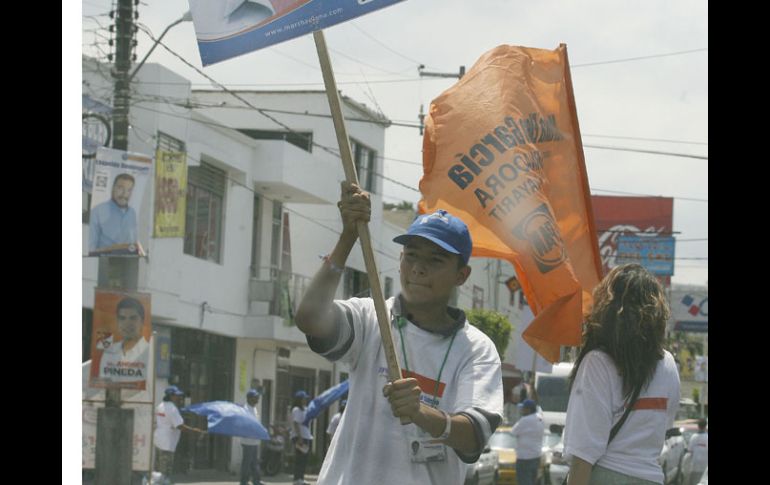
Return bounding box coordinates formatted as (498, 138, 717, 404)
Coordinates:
(303, 380, 349, 425)
(183, 401, 269, 440)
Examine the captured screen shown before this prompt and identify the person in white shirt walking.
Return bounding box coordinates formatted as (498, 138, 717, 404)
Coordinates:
(241, 388, 264, 485)
(685, 419, 708, 485)
(326, 399, 346, 439)
(290, 390, 313, 485)
(153, 386, 206, 484)
(510, 399, 545, 485)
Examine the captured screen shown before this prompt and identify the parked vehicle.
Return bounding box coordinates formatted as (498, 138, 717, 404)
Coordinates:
(547, 436, 569, 485)
(659, 426, 686, 484)
(534, 363, 573, 430)
(696, 467, 708, 485)
(541, 428, 563, 485)
(488, 426, 547, 485)
(675, 399, 700, 421)
(678, 420, 708, 485)
(465, 445, 500, 485)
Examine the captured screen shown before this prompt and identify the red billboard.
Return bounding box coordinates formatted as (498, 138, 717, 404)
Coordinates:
(591, 196, 673, 282)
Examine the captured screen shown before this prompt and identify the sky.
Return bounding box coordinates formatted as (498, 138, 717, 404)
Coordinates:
(77, 0, 708, 287)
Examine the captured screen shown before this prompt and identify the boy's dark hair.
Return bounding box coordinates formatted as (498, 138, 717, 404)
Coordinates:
(117, 297, 145, 320)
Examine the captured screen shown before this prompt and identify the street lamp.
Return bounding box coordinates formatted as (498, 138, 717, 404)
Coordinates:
(128, 11, 192, 83)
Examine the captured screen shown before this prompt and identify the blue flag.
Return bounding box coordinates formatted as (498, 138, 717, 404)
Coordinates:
(184, 401, 269, 440)
(303, 380, 349, 425)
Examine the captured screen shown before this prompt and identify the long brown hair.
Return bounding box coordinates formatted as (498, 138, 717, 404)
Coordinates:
(570, 263, 670, 404)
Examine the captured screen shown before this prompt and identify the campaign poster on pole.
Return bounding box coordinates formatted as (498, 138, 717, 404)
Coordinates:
(188, 0, 407, 65)
(89, 290, 152, 390)
(153, 150, 188, 238)
(88, 147, 153, 256)
(82, 401, 153, 470)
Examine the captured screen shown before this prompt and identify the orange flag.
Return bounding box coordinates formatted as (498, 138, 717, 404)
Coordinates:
(419, 44, 602, 362)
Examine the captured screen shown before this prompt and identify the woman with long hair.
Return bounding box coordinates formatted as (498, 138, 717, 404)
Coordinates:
(564, 264, 681, 485)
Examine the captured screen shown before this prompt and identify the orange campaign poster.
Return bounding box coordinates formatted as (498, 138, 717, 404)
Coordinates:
(420, 44, 602, 362)
(89, 290, 152, 390)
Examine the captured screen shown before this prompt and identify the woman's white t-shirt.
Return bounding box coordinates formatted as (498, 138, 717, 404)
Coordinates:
(563, 350, 680, 483)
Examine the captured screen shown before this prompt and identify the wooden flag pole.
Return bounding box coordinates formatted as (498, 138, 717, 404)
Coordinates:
(312, 30, 409, 424)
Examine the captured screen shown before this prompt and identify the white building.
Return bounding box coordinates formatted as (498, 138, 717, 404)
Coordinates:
(82, 56, 525, 475)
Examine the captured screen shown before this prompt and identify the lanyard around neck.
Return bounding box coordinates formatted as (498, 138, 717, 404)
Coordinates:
(395, 314, 458, 406)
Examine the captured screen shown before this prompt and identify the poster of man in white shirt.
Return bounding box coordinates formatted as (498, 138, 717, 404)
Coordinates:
(89, 290, 152, 390)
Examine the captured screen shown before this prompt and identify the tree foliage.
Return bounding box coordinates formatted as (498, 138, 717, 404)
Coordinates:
(465, 308, 513, 359)
(383, 201, 414, 211)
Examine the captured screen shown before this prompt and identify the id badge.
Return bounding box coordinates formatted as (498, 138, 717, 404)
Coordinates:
(407, 426, 447, 463)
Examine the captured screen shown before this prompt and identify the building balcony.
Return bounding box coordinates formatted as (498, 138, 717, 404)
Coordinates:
(252, 140, 338, 205)
(247, 268, 312, 345)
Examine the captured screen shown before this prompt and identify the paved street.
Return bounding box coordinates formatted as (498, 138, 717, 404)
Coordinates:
(172, 470, 318, 485)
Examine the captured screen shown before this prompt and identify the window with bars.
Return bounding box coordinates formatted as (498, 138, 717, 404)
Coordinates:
(349, 138, 377, 193)
(184, 160, 225, 263)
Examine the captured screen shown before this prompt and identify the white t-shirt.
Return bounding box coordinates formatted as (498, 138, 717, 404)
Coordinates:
(563, 350, 680, 484)
(688, 432, 708, 471)
(327, 412, 342, 437)
(97, 337, 150, 384)
(240, 403, 261, 446)
(291, 406, 313, 440)
(308, 296, 504, 485)
(510, 412, 545, 459)
(154, 400, 184, 452)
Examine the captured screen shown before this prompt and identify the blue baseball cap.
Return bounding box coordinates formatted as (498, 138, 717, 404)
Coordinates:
(164, 385, 184, 396)
(294, 390, 310, 399)
(246, 388, 261, 398)
(518, 399, 537, 411)
(393, 210, 472, 265)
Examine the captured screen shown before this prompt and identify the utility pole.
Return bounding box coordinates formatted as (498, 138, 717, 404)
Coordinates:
(94, 1, 137, 484)
(416, 65, 465, 135)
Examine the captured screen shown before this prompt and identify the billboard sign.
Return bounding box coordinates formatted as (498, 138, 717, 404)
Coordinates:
(671, 288, 708, 332)
(189, 0, 408, 65)
(616, 235, 675, 276)
(592, 195, 673, 281)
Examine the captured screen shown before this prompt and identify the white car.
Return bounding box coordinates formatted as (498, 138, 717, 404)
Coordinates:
(548, 437, 569, 485)
(697, 467, 708, 485)
(659, 426, 686, 484)
(465, 445, 499, 485)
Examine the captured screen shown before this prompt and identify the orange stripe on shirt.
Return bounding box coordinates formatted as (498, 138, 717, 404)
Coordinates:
(632, 397, 668, 410)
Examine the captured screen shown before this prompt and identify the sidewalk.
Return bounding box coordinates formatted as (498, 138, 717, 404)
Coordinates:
(173, 470, 318, 485)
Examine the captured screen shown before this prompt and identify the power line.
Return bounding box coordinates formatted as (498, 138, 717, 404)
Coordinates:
(128, 103, 710, 205)
(110, 39, 709, 205)
(132, 92, 709, 167)
(591, 188, 707, 203)
(571, 48, 708, 68)
(349, 21, 425, 66)
(582, 133, 707, 146)
(329, 47, 410, 76)
(583, 144, 707, 160)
